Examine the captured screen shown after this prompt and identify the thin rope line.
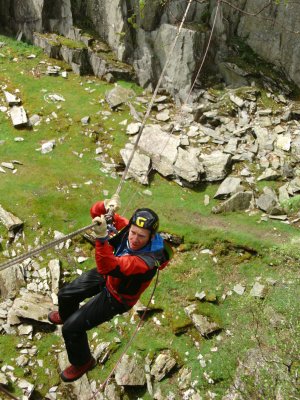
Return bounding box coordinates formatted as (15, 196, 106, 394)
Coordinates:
(90, 269, 160, 399)
(120, 0, 221, 193)
(186, 0, 221, 103)
(0, 223, 97, 272)
(0, 384, 20, 400)
(115, 0, 195, 197)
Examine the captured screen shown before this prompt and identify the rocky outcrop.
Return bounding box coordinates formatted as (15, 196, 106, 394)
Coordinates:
(0, 0, 73, 41)
(2, 1, 300, 101)
(237, 1, 300, 89)
(33, 32, 134, 79)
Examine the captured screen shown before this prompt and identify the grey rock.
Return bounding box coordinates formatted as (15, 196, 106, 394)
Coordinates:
(138, 125, 180, 177)
(0, 204, 23, 232)
(224, 138, 239, 154)
(173, 147, 204, 184)
(201, 151, 232, 182)
(150, 351, 177, 382)
(126, 122, 141, 135)
(256, 194, 278, 213)
(10, 106, 28, 126)
(106, 85, 135, 109)
(104, 382, 123, 400)
(94, 342, 111, 364)
(212, 191, 253, 214)
(276, 134, 291, 152)
(120, 144, 151, 185)
(33, 34, 61, 58)
(9, 292, 53, 324)
(28, 114, 41, 126)
(48, 259, 61, 296)
(250, 282, 267, 299)
(156, 110, 170, 122)
(218, 62, 249, 87)
(3, 90, 21, 106)
(115, 354, 146, 386)
(184, 304, 221, 336)
(257, 168, 281, 182)
(278, 184, 290, 203)
(229, 93, 245, 108)
(81, 116, 90, 125)
(0, 264, 25, 299)
(177, 367, 192, 390)
(214, 177, 242, 199)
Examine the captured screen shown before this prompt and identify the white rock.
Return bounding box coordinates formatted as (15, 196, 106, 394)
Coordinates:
(1, 162, 15, 170)
(126, 122, 141, 135)
(78, 256, 89, 263)
(233, 284, 245, 295)
(41, 140, 55, 154)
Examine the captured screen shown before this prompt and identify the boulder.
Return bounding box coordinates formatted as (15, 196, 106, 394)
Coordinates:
(105, 86, 135, 109)
(201, 151, 232, 181)
(184, 304, 221, 337)
(9, 292, 53, 324)
(150, 350, 177, 382)
(212, 191, 253, 214)
(173, 147, 204, 184)
(138, 124, 180, 177)
(0, 265, 25, 299)
(120, 144, 151, 185)
(214, 176, 242, 199)
(115, 354, 146, 386)
(0, 205, 23, 233)
(10, 106, 28, 127)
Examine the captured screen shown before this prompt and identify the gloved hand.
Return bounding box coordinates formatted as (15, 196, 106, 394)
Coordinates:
(92, 215, 108, 239)
(104, 194, 121, 212)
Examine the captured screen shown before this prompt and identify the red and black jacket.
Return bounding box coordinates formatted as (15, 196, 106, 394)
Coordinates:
(90, 201, 172, 308)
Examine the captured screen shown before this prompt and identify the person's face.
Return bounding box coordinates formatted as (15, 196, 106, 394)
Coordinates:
(128, 225, 151, 251)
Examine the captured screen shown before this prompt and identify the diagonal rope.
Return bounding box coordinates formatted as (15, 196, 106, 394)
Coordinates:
(118, 0, 221, 206)
(186, 0, 221, 103)
(0, 223, 97, 272)
(115, 0, 195, 197)
(90, 269, 160, 399)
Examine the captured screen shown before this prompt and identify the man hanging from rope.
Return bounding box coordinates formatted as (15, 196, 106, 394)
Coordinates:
(48, 194, 172, 382)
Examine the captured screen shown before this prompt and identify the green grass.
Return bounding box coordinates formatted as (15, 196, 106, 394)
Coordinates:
(0, 34, 300, 399)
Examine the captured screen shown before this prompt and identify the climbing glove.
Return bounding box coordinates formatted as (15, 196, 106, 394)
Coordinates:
(104, 194, 121, 212)
(92, 215, 108, 239)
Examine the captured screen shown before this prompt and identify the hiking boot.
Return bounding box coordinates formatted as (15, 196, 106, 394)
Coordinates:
(48, 311, 63, 325)
(60, 357, 96, 382)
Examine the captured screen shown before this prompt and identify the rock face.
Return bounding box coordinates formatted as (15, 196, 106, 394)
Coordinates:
(0, 0, 73, 41)
(237, 1, 300, 90)
(1, 1, 300, 99)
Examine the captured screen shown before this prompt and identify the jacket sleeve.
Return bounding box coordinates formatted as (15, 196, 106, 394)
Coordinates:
(90, 201, 129, 231)
(95, 240, 148, 276)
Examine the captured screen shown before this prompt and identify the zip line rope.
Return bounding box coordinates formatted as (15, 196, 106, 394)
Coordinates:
(0, 0, 194, 273)
(0, 384, 19, 400)
(115, 0, 195, 197)
(0, 0, 220, 397)
(0, 223, 97, 272)
(90, 269, 160, 399)
(119, 0, 221, 201)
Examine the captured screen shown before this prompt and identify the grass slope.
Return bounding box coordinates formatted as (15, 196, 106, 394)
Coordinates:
(0, 35, 299, 399)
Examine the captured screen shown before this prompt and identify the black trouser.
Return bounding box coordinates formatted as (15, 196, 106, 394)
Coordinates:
(58, 268, 127, 366)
